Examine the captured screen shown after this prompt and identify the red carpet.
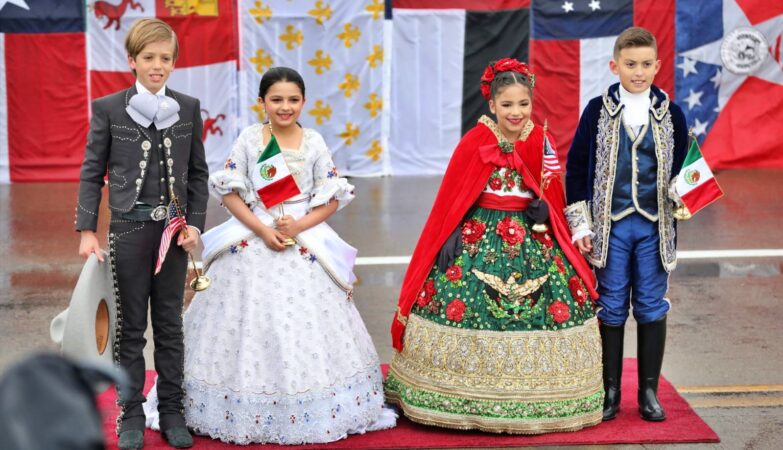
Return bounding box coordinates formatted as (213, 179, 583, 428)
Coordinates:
(99, 359, 719, 449)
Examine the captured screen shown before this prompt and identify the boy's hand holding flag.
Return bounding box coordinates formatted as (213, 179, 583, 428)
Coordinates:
(155, 201, 187, 275)
(674, 134, 724, 219)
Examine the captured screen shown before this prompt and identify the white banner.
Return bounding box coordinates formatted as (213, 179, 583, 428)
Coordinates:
(389, 9, 465, 176)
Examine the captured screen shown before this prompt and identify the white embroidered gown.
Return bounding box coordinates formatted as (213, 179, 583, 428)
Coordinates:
(145, 124, 393, 444)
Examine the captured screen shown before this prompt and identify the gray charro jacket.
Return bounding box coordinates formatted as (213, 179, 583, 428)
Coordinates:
(75, 85, 209, 232)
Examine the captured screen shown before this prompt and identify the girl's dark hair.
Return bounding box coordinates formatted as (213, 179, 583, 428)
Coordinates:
(258, 67, 306, 99)
(490, 71, 533, 100)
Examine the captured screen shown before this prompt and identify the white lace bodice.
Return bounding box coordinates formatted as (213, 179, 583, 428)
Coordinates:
(209, 124, 354, 211)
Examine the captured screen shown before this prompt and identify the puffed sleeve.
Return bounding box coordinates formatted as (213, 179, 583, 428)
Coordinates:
(208, 126, 259, 206)
(309, 132, 355, 210)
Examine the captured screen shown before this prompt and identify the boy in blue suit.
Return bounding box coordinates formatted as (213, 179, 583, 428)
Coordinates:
(565, 27, 688, 423)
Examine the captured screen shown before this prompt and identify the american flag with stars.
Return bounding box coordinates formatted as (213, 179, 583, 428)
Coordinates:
(543, 135, 561, 178)
(154, 202, 186, 275)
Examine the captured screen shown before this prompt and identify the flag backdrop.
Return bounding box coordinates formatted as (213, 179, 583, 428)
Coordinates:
(0, 0, 781, 183)
(238, 0, 388, 176)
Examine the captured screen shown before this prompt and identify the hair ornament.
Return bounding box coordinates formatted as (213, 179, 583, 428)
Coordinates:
(480, 58, 535, 100)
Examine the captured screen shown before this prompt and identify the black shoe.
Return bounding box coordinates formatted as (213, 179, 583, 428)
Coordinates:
(638, 317, 667, 421)
(600, 322, 625, 421)
(118, 430, 144, 450)
(162, 426, 193, 448)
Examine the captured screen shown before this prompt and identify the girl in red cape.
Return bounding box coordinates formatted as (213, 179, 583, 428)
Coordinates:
(384, 59, 604, 434)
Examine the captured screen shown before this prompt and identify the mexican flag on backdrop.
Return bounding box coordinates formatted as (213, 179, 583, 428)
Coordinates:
(675, 135, 724, 216)
(254, 136, 301, 209)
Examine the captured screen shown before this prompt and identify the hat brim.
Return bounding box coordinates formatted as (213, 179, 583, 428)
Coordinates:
(50, 251, 116, 364)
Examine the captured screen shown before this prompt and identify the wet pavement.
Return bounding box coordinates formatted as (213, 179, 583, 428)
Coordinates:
(1, 168, 781, 449)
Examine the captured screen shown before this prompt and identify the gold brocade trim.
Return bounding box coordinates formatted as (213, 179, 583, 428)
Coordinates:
(564, 200, 592, 235)
(652, 112, 678, 272)
(389, 315, 603, 402)
(478, 115, 534, 143)
(386, 390, 603, 435)
(396, 307, 408, 326)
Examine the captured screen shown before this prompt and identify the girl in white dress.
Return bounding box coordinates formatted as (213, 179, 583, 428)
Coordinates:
(147, 67, 394, 445)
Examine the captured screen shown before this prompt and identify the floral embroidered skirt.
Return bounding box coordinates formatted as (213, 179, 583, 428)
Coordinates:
(385, 206, 604, 434)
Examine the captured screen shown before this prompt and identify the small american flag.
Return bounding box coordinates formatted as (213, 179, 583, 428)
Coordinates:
(542, 136, 561, 178)
(154, 202, 186, 275)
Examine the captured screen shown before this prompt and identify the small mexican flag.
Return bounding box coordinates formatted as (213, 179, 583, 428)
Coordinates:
(255, 135, 301, 208)
(675, 136, 724, 215)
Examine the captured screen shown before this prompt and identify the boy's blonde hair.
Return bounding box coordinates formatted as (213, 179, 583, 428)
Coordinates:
(613, 27, 657, 59)
(125, 18, 179, 61)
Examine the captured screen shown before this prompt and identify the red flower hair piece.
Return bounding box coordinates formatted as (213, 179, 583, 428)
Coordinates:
(480, 58, 536, 100)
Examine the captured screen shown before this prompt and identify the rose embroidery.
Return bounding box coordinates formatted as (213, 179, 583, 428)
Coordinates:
(496, 216, 525, 246)
(548, 300, 570, 324)
(568, 276, 587, 306)
(461, 219, 486, 244)
(416, 280, 436, 308)
(445, 265, 462, 282)
(446, 299, 466, 322)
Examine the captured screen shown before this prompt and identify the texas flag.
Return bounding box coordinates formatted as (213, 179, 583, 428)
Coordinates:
(0, 0, 88, 183)
(529, 0, 677, 162)
(675, 0, 783, 169)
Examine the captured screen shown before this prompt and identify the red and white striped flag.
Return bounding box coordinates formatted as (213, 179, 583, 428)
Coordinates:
(543, 135, 561, 178)
(155, 202, 186, 275)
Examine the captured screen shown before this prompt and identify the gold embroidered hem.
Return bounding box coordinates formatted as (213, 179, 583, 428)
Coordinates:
(385, 314, 604, 433)
(385, 388, 602, 435)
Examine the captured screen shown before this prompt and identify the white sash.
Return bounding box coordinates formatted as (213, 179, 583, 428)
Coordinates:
(201, 201, 357, 292)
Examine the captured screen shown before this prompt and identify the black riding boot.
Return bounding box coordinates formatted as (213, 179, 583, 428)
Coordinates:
(638, 316, 667, 421)
(600, 322, 624, 421)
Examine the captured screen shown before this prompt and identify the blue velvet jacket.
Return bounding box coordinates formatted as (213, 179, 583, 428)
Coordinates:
(564, 83, 688, 272)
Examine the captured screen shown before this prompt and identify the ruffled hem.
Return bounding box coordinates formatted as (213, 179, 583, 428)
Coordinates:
(144, 367, 395, 445)
(208, 170, 258, 206)
(186, 369, 386, 445)
(310, 178, 355, 211)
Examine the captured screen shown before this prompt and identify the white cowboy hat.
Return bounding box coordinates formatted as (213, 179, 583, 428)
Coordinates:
(50, 251, 117, 364)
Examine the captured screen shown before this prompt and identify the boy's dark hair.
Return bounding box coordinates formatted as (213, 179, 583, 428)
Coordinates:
(491, 71, 533, 100)
(258, 67, 306, 99)
(613, 27, 657, 59)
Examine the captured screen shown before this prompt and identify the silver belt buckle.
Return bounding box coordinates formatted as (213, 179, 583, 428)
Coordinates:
(150, 205, 168, 221)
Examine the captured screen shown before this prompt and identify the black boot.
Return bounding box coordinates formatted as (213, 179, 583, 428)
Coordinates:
(600, 322, 624, 421)
(638, 317, 667, 421)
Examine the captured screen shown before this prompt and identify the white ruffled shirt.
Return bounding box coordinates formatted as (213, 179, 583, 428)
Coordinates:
(135, 80, 167, 97)
(619, 85, 651, 134)
(209, 124, 354, 211)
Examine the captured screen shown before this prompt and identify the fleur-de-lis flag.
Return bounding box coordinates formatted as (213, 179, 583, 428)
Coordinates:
(239, 0, 386, 176)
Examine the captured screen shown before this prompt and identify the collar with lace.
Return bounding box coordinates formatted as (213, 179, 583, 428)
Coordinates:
(478, 115, 534, 145)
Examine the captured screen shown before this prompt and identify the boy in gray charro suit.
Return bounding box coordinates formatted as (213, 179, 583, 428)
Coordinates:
(75, 18, 208, 450)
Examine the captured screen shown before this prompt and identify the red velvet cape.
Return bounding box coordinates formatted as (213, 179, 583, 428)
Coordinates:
(391, 121, 599, 352)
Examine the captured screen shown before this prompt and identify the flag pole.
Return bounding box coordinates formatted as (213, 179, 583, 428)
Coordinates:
(171, 192, 211, 291)
(672, 129, 695, 221)
(531, 119, 549, 233)
(267, 123, 296, 247)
